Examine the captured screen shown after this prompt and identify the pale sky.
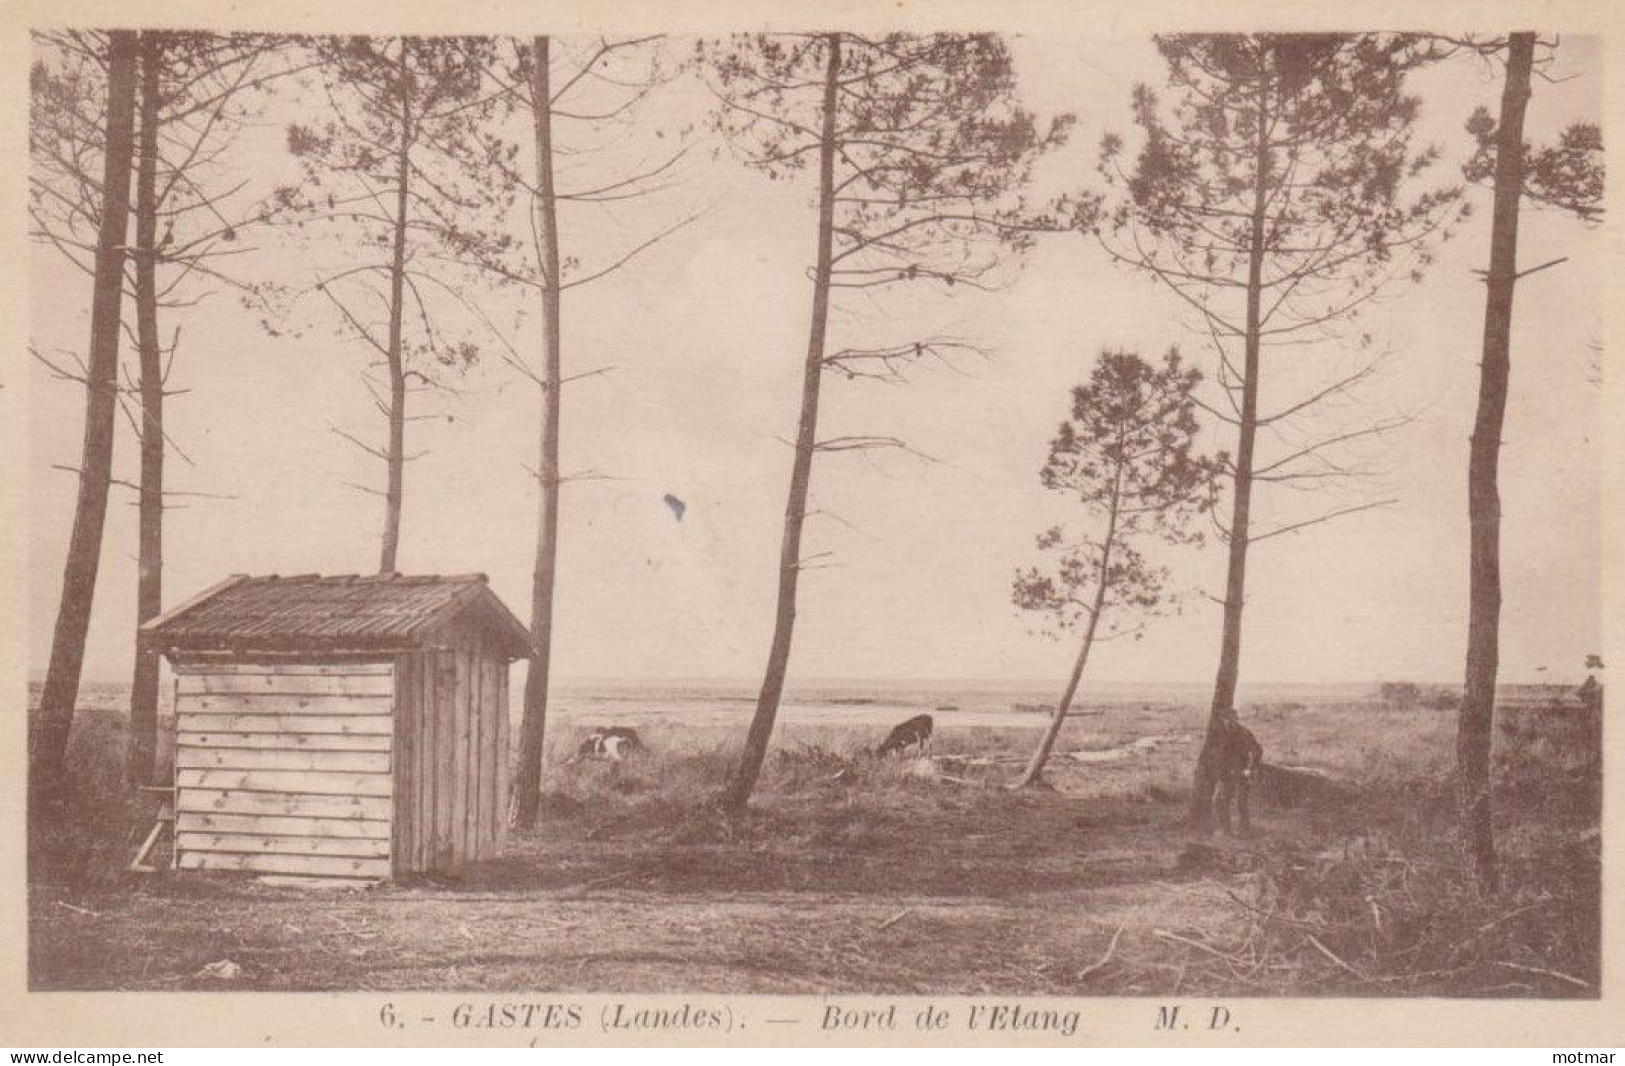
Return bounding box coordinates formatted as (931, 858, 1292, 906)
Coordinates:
(26, 34, 1606, 686)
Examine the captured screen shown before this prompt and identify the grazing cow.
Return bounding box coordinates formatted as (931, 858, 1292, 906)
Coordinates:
(1204, 707, 1264, 835)
(577, 726, 644, 761)
(876, 713, 934, 757)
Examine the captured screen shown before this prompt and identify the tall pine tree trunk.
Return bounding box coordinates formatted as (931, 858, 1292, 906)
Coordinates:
(378, 88, 411, 574)
(128, 31, 165, 786)
(720, 33, 842, 811)
(31, 31, 141, 795)
(1016, 467, 1122, 789)
(1192, 73, 1271, 832)
(1460, 31, 1534, 895)
(512, 35, 564, 830)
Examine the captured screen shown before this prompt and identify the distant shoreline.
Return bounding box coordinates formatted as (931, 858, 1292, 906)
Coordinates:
(29, 676, 1578, 695)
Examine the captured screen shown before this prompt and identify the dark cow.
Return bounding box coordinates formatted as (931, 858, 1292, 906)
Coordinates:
(1202, 707, 1263, 834)
(875, 713, 934, 757)
(577, 726, 644, 761)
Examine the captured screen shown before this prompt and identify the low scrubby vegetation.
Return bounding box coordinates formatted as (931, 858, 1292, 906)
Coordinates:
(28, 696, 1599, 995)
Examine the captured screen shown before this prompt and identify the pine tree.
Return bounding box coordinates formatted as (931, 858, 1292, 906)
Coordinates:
(1083, 35, 1462, 831)
(33, 31, 290, 783)
(703, 32, 1069, 808)
(497, 36, 693, 829)
(1449, 32, 1602, 891)
(281, 35, 518, 572)
(1012, 349, 1221, 787)
(29, 31, 141, 797)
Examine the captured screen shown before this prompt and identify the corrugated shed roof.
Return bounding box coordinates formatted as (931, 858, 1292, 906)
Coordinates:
(142, 573, 535, 659)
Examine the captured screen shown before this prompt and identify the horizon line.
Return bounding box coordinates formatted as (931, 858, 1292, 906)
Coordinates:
(33, 673, 1582, 688)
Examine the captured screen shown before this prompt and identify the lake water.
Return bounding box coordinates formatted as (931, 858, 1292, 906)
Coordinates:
(34, 675, 1568, 732)
(541, 678, 1379, 730)
(31, 676, 1388, 726)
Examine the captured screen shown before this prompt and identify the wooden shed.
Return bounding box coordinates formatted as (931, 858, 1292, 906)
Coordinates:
(140, 573, 534, 884)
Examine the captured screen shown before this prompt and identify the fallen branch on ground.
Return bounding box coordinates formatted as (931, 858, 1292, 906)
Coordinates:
(54, 900, 103, 918)
(1078, 924, 1125, 981)
(877, 908, 911, 931)
(1494, 960, 1592, 990)
(1305, 933, 1368, 981)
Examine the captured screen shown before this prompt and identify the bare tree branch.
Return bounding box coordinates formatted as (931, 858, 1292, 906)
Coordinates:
(1249, 498, 1398, 545)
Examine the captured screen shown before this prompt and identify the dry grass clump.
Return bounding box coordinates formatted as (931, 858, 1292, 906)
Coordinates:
(27, 708, 152, 887)
(1138, 756, 1600, 999)
(1146, 828, 1599, 996)
(28, 693, 1602, 997)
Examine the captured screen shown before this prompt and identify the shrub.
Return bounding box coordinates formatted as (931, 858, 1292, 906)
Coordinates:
(28, 709, 151, 887)
(1378, 681, 1423, 708)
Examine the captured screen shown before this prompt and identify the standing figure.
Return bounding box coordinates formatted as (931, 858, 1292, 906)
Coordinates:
(1203, 707, 1263, 835)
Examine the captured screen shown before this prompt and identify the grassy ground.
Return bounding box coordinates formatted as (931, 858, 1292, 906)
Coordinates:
(27, 694, 1601, 996)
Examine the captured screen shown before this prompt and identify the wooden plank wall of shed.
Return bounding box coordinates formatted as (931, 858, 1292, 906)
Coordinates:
(450, 629, 508, 867)
(172, 662, 395, 881)
(391, 652, 417, 874)
(475, 628, 511, 855)
(393, 648, 439, 874)
(394, 633, 510, 875)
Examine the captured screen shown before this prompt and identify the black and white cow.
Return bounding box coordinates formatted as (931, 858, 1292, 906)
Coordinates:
(577, 725, 644, 761)
(875, 713, 934, 757)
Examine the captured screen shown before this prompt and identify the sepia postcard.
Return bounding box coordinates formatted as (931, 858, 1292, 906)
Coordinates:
(1, 0, 1622, 1048)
